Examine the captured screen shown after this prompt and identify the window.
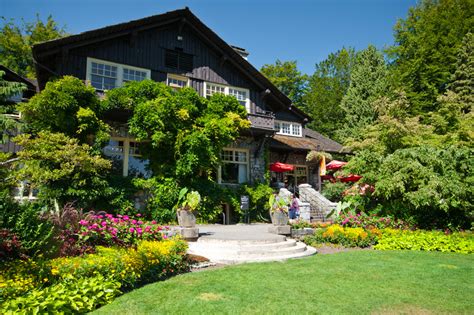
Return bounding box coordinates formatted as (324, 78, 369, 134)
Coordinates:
(274, 120, 302, 137)
(166, 74, 189, 89)
(103, 138, 150, 178)
(87, 58, 151, 91)
(204, 82, 250, 112)
(218, 149, 249, 184)
(165, 49, 194, 72)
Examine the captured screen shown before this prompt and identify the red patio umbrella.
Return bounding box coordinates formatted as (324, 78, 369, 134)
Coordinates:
(269, 162, 295, 173)
(326, 160, 348, 170)
(338, 174, 362, 183)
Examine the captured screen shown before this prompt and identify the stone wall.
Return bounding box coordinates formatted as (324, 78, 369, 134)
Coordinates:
(298, 183, 337, 222)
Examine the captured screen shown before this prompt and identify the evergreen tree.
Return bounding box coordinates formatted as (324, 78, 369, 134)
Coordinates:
(388, 0, 474, 113)
(339, 45, 389, 140)
(303, 47, 356, 141)
(450, 32, 474, 110)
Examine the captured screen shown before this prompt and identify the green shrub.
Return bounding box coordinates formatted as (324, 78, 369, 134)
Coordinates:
(321, 181, 349, 202)
(240, 183, 273, 222)
(374, 229, 474, 254)
(0, 200, 57, 258)
(1, 275, 121, 314)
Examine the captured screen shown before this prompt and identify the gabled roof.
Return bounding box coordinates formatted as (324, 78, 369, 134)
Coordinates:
(32, 7, 310, 120)
(270, 128, 348, 153)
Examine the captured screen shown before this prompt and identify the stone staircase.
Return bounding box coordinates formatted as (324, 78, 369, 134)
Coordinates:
(188, 237, 316, 265)
(298, 184, 337, 223)
(187, 224, 316, 265)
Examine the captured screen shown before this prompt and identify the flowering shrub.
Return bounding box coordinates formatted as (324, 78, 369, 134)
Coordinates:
(0, 238, 189, 312)
(336, 211, 414, 230)
(77, 212, 170, 248)
(303, 224, 381, 248)
(374, 229, 474, 254)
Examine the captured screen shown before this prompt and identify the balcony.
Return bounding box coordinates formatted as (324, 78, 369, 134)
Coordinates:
(247, 111, 275, 132)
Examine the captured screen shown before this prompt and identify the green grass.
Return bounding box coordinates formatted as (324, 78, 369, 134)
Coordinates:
(95, 251, 474, 314)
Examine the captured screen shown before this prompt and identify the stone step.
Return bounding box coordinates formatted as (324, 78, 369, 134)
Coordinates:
(193, 239, 297, 252)
(214, 246, 318, 265)
(196, 235, 287, 245)
(187, 240, 315, 264)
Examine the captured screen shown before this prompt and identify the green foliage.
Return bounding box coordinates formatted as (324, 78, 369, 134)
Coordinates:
(0, 15, 66, 78)
(303, 47, 356, 141)
(0, 199, 57, 258)
(388, 0, 474, 113)
(129, 85, 250, 181)
(14, 131, 111, 205)
(321, 182, 349, 202)
(374, 229, 474, 253)
(339, 45, 389, 140)
(268, 193, 289, 213)
(240, 183, 274, 222)
(450, 32, 474, 109)
(1, 275, 121, 314)
(0, 70, 26, 104)
(260, 60, 308, 106)
(176, 188, 201, 212)
(18, 76, 109, 149)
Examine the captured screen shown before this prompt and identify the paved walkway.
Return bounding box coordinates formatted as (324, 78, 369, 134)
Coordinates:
(188, 224, 317, 264)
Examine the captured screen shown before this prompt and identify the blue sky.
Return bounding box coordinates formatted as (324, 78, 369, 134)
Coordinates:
(2, 0, 417, 74)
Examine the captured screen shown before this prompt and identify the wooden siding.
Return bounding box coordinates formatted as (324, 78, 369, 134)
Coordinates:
(52, 23, 289, 116)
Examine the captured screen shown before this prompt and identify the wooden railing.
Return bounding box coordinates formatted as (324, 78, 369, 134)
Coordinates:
(247, 111, 275, 131)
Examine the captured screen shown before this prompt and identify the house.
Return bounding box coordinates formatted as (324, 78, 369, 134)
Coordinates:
(32, 7, 344, 191)
(0, 65, 38, 154)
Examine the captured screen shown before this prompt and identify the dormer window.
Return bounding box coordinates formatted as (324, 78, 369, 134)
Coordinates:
(275, 120, 302, 137)
(204, 82, 250, 112)
(86, 57, 151, 91)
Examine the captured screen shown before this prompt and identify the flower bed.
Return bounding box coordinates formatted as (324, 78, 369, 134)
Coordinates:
(303, 224, 381, 248)
(0, 238, 189, 313)
(335, 211, 413, 230)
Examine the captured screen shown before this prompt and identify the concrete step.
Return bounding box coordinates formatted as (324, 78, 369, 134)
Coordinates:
(187, 240, 317, 264)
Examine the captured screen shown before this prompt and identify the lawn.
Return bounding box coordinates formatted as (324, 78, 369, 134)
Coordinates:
(95, 250, 474, 314)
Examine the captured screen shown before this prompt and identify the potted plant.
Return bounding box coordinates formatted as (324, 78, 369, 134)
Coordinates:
(268, 194, 289, 226)
(176, 188, 201, 228)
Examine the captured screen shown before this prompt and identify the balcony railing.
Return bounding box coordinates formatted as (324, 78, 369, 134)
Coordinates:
(248, 111, 275, 131)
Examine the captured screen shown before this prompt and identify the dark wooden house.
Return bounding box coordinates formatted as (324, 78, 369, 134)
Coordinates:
(32, 7, 344, 189)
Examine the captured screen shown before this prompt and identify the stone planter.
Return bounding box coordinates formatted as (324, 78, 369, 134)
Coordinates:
(271, 210, 289, 226)
(177, 210, 196, 228)
(291, 228, 314, 239)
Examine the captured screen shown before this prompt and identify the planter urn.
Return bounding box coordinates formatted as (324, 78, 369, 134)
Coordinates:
(177, 209, 196, 228)
(271, 210, 289, 226)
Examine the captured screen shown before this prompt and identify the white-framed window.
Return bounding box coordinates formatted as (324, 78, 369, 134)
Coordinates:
(86, 57, 151, 91)
(218, 148, 249, 184)
(103, 137, 150, 178)
(204, 82, 250, 112)
(274, 120, 302, 137)
(166, 74, 189, 89)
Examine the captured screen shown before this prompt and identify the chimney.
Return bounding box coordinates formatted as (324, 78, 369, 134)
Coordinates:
(230, 45, 249, 60)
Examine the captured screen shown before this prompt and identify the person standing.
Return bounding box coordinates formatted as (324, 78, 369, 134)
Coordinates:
(289, 194, 300, 220)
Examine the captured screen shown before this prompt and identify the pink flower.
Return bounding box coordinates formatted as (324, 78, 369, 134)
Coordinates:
(137, 228, 143, 234)
(132, 219, 137, 224)
(136, 213, 142, 217)
(163, 234, 168, 239)
(151, 220, 157, 224)
(112, 218, 119, 223)
(129, 227, 135, 233)
(137, 221, 143, 225)
(101, 221, 107, 226)
(79, 220, 88, 226)
(145, 226, 151, 232)
(123, 215, 129, 221)
(117, 214, 123, 218)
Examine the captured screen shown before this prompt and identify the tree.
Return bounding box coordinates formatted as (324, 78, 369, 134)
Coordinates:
(18, 76, 109, 150)
(0, 15, 66, 78)
(450, 32, 474, 110)
(14, 131, 111, 206)
(1, 70, 26, 143)
(303, 47, 356, 141)
(260, 60, 308, 106)
(388, 0, 474, 113)
(339, 45, 389, 141)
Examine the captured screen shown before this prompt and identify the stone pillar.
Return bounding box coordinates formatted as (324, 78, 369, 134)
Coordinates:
(299, 202, 311, 222)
